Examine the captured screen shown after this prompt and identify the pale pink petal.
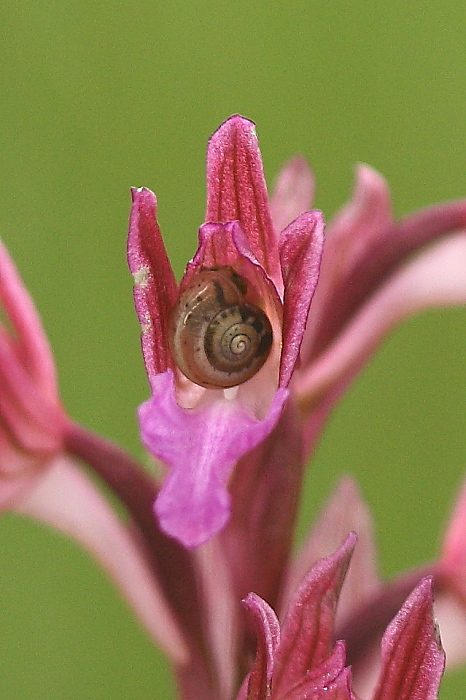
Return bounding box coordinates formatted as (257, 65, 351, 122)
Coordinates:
(241, 592, 281, 700)
(285, 477, 380, 625)
(297, 232, 466, 419)
(436, 477, 466, 666)
(0, 239, 57, 394)
(13, 455, 188, 663)
(269, 155, 315, 236)
(432, 593, 466, 668)
(439, 476, 466, 595)
(139, 370, 287, 548)
(272, 534, 356, 697)
(0, 467, 41, 509)
(205, 115, 281, 285)
(127, 187, 178, 377)
(371, 578, 445, 700)
(307, 194, 466, 363)
(278, 210, 325, 387)
(302, 165, 392, 361)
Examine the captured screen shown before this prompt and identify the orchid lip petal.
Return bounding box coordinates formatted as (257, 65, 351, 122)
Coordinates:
(138, 370, 288, 548)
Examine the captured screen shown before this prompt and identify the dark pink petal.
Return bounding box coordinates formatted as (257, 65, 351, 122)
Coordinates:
(283, 664, 355, 700)
(0, 240, 57, 393)
(127, 187, 178, 376)
(139, 370, 288, 548)
(372, 578, 445, 700)
(270, 156, 315, 237)
(205, 116, 281, 283)
(242, 593, 281, 700)
(279, 211, 325, 387)
(272, 534, 356, 697)
(285, 477, 379, 627)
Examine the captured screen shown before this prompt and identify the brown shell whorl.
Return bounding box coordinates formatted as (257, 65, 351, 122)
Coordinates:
(168, 267, 273, 389)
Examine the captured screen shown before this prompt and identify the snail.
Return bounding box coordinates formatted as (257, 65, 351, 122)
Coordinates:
(168, 267, 273, 390)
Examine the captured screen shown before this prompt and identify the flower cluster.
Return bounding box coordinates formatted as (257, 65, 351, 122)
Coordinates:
(1, 115, 465, 698)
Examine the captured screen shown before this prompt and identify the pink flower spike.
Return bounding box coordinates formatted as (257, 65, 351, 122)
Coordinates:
(140, 370, 288, 548)
(372, 578, 445, 700)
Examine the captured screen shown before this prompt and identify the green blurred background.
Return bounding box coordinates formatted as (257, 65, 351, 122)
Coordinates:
(0, 1, 465, 697)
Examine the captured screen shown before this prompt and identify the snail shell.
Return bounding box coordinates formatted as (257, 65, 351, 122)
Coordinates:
(168, 267, 273, 389)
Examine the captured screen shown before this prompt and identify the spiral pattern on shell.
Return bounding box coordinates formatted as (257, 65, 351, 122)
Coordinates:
(168, 268, 273, 389)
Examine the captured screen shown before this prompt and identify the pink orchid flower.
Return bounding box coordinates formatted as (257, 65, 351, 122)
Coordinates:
(128, 115, 325, 548)
(128, 113, 466, 561)
(1, 115, 465, 699)
(237, 535, 444, 700)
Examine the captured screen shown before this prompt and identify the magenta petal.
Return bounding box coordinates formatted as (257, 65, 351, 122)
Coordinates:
(138, 370, 288, 548)
(278, 211, 325, 386)
(205, 115, 281, 281)
(372, 578, 445, 700)
(284, 665, 354, 700)
(242, 593, 281, 700)
(127, 187, 178, 376)
(272, 534, 356, 698)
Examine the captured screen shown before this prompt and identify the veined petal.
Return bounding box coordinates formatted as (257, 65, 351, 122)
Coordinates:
(283, 665, 354, 700)
(139, 370, 288, 548)
(241, 593, 281, 700)
(372, 578, 445, 700)
(270, 155, 315, 236)
(127, 187, 178, 376)
(272, 534, 356, 697)
(279, 211, 325, 387)
(205, 116, 281, 285)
